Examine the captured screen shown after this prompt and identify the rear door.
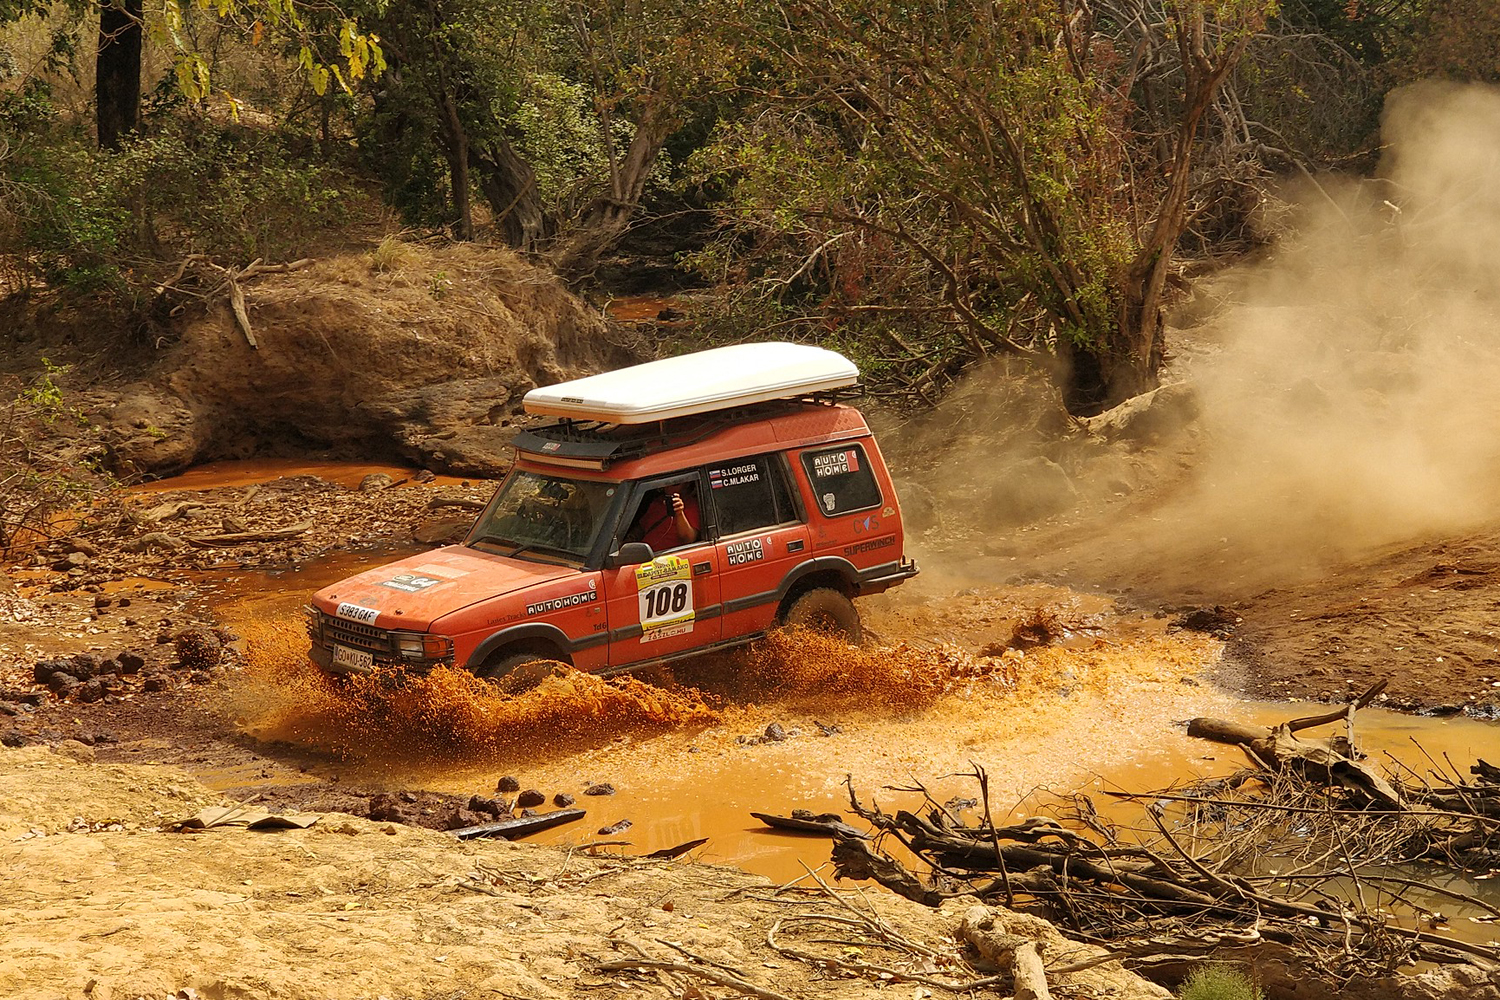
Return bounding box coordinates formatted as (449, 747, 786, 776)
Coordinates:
(709, 453, 809, 639)
(602, 469, 723, 667)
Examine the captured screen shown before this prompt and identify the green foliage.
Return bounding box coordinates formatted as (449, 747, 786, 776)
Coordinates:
(0, 102, 364, 295)
(1178, 964, 1261, 1000)
(0, 363, 110, 552)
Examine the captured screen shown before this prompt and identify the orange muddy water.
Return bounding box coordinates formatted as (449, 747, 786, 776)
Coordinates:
(142, 460, 1495, 940)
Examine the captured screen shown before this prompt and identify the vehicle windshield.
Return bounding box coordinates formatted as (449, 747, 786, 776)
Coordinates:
(468, 471, 616, 562)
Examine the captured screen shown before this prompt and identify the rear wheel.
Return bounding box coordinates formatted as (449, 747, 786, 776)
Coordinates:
(476, 651, 570, 695)
(781, 587, 862, 644)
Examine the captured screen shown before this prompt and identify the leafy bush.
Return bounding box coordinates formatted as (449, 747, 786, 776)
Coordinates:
(0, 99, 365, 297)
(1178, 964, 1261, 1000)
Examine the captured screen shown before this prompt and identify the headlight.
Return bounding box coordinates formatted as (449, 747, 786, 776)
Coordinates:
(390, 631, 454, 661)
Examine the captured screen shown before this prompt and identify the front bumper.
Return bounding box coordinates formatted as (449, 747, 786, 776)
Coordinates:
(306, 608, 455, 676)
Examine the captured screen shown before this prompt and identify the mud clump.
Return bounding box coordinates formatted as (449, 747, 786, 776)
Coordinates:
(175, 629, 223, 671)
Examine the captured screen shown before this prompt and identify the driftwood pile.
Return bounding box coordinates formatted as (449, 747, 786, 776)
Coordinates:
(821, 681, 1500, 986)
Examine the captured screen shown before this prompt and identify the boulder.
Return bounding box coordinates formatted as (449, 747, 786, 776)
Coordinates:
(986, 457, 1079, 526)
(1080, 382, 1200, 447)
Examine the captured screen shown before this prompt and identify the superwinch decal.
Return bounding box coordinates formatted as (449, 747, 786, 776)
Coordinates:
(843, 535, 896, 556)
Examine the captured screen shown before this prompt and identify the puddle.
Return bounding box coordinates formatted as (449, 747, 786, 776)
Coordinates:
(191, 532, 1500, 943)
(605, 295, 687, 324)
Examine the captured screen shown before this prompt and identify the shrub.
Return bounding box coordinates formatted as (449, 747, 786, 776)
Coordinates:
(1178, 964, 1261, 1000)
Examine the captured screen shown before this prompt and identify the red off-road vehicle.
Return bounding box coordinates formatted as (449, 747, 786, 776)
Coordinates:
(306, 343, 918, 683)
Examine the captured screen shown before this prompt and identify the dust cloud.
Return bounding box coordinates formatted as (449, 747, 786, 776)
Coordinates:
(1151, 82, 1500, 589)
(893, 82, 1500, 596)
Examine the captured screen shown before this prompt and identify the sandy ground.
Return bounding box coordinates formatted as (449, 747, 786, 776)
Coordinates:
(0, 744, 1172, 1000)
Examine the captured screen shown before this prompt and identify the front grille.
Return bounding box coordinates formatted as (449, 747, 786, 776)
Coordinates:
(318, 612, 393, 655)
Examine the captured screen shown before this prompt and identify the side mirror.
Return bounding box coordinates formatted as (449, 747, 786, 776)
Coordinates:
(608, 542, 655, 568)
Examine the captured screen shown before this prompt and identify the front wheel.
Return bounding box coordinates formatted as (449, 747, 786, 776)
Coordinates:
(476, 651, 570, 695)
(780, 588, 862, 644)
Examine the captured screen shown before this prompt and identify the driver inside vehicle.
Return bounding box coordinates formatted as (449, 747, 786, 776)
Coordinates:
(626, 483, 700, 551)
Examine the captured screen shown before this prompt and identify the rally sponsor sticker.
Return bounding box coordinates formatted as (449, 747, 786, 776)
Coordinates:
(635, 556, 694, 642)
(335, 601, 380, 624)
(380, 573, 443, 593)
(412, 563, 468, 580)
(812, 449, 860, 478)
(527, 580, 599, 616)
(726, 537, 765, 565)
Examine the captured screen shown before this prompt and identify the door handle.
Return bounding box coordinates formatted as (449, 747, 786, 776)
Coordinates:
(693, 562, 712, 576)
(787, 540, 805, 553)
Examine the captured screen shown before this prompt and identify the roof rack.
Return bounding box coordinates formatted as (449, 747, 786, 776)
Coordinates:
(511, 390, 861, 470)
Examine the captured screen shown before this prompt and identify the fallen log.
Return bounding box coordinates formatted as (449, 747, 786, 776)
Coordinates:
(183, 522, 314, 547)
(644, 837, 708, 860)
(750, 810, 868, 839)
(451, 808, 584, 840)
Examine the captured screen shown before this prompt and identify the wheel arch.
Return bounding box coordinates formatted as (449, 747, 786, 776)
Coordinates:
(775, 557, 859, 621)
(465, 624, 575, 672)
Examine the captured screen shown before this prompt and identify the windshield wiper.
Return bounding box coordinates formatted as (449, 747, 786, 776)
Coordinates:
(469, 535, 577, 561)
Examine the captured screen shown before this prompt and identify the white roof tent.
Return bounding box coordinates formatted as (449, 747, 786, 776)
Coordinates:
(522, 342, 859, 425)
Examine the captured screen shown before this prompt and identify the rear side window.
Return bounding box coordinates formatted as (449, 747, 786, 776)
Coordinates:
(801, 443, 881, 516)
(708, 454, 800, 536)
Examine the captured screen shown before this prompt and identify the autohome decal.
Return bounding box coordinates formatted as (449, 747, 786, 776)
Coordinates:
(725, 538, 765, 565)
(843, 535, 895, 556)
(526, 588, 598, 615)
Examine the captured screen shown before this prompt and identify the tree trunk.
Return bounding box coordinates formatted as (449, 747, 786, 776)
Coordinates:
(96, 0, 143, 151)
(471, 138, 546, 251)
(548, 103, 674, 279)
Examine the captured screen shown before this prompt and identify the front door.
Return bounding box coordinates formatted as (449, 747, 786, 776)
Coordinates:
(603, 470, 723, 667)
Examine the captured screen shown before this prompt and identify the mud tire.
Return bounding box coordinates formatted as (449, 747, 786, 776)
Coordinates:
(476, 652, 570, 695)
(781, 588, 862, 644)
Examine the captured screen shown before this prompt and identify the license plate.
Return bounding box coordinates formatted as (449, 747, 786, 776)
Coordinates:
(332, 645, 374, 672)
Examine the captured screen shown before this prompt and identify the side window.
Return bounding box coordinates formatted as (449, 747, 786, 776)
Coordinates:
(621, 474, 705, 553)
(708, 454, 801, 536)
(801, 443, 882, 516)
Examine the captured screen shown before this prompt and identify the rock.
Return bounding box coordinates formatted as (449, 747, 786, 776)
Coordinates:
(47, 673, 79, 695)
(175, 629, 222, 671)
(763, 722, 789, 742)
(583, 782, 615, 797)
(441, 808, 485, 831)
(1, 729, 27, 747)
(51, 551, 90, 571)
(367, 793, 408, 824)
(516, 789, 546, 809)
(519, 807, 539, 818)
(142, 674, 169, 693)
(1080, 381, 1200, 447)
(552, 792, 576, 807)
(33, 659, 64, 684)
(188, 670, 212, 685)
(496, 775, 521, 793)
(467, 795, 504, 818)
(75, 679, 106, 703)
(125, 532, 188, 553)
(414, 469, 437, 483)
(0, 702, 16, 716)
(115, 651, 146, 675)
(63, 538, 99, 557)
(598, 819, 633, 835)
(93, 595, 112, 610)
(986, 457, 1079, 527)
(359, 473, 396, 492)
(1169, 605, 1240, 637)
